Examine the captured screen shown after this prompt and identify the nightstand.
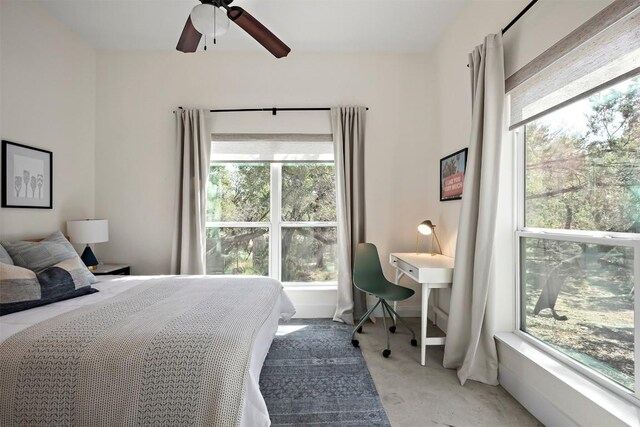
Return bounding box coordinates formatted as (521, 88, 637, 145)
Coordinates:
(92, 264, 130, 276)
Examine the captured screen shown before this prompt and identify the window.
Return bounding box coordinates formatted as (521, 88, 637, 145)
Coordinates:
(280, 163, 337, 282)
(206, 163, 270, 276)
(206, 161, 337, 284)
(517, 75, 640, 396)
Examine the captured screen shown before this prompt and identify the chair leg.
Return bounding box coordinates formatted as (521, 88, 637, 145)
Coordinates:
(351, 299, 381, 348)
(382, 302, 397, 333)
(380, 299, 391, 358)
(383, 301, 418, 346)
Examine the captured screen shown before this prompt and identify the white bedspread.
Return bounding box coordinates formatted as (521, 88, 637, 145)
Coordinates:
(0, 275, 295, 427)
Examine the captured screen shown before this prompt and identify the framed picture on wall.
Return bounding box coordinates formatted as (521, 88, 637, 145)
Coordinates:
(2, 140, 53, 209)
(440, 148, 468, 201)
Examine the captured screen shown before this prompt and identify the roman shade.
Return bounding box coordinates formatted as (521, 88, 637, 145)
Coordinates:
(210, 133, 334, 162)
(508, 0, 640, 130)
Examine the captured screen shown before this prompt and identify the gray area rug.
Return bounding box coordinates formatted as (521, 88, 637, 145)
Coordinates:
(259, 318, 391, 426)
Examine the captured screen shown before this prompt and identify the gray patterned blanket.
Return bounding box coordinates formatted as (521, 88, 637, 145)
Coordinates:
(0, 275, 283, 426)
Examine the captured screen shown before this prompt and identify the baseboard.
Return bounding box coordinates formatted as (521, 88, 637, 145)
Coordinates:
(398, 306, 422, 317)
(285, 287, 337, 319)
(291, 304, 336, 318)
(499, 361, 578, 427)
(292, 305, 424, 320)
(496, 332, 640, 427)
(290, 303, 444, 324)
(371, 305, 422, 318)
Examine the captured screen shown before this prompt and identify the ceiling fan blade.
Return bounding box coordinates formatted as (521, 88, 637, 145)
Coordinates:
(176, 16, 202, 53)
(227, 6, 291, 58)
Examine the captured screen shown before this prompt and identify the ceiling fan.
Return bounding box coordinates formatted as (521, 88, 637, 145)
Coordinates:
(176, 0, 291, 58)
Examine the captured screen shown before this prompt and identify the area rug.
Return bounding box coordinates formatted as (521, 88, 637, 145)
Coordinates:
(259, 318, 391, 426)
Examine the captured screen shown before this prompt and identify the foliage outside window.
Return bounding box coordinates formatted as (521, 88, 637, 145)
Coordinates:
(518, 76, 639, 395)
(206, 162, 337, 283)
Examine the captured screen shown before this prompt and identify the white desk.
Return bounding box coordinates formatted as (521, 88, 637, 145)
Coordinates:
(389, 253, 454, 366)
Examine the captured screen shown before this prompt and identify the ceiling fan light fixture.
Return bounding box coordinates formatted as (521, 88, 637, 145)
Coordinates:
(190, 3, 230, 37)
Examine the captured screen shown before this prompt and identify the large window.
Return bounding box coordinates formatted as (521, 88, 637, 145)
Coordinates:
(517, 76, 640, 396)
(206, 162, 338, 284)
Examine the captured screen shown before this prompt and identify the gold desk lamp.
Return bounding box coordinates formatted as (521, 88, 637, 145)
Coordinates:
(416, 219, 442, 256)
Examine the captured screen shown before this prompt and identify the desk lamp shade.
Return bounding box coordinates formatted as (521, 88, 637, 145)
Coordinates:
(417, 220, 434, 235)
(66, 219, 108, 270)
(416, 219, 442, 255)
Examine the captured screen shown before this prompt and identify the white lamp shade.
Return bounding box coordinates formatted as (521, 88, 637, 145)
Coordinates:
(190, 4, 229, 37)
(67, 219, 109, 244)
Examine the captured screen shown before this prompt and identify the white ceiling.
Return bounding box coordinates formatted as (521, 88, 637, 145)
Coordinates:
(34, 0, 467, 53)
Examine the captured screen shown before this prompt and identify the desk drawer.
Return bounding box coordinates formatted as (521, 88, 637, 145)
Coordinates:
(390, 256, 419, 281)
(390, 254, 454, 284)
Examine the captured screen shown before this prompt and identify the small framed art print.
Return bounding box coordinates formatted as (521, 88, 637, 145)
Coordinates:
(2, 140, 53, 209)
(440, 148, 468, 201)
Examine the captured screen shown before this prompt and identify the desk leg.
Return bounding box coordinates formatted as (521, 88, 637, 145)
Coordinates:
(433, 289, 438, 328)
(393, 269, 403, 323)
(421, 284, 431, 366)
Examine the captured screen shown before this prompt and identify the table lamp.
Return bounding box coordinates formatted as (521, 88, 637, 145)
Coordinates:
(416, 219, 442, 256)
(66, 219, 109, 270)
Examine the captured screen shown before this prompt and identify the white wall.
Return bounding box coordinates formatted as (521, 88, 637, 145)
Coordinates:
(94, 51, 435, 295)
(428, 0, 627, 424)
(0, 1, 96, 240)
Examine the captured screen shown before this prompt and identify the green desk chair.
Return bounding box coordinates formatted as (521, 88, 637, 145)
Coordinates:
(351, 243, 417, 358)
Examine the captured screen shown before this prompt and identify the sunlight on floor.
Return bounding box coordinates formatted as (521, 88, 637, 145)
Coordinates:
(275, 324, 308, 336)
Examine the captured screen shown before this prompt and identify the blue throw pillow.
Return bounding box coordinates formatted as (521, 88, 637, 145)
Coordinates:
(1, 231, 96, 283)
(0, 244, 13, 265)
(0, 256, 98, 316)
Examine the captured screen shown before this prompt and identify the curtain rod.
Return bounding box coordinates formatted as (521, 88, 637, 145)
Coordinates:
(502, 0, 539, 35)
(175, 106, 369, 115)
(466, 0, 539, 67)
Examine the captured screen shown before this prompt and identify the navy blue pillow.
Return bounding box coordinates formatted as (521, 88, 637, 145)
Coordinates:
(0, 257, 98, 316)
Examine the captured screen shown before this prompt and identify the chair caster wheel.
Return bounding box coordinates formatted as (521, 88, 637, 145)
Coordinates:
(351, 339, 359, 348)
(410, 339, 417, 347)
(382, 349, 391, 358)
(389, 326, 396, 333)
(357, 326, 362, 333)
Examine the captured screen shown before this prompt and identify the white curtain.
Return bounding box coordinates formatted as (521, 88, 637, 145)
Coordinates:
(442, 34, 505, 385)
(170, 109, 211, 275)
(332, 106, 367, 324)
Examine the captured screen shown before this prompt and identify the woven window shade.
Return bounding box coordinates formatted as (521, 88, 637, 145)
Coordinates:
(508, 1, 640, 130)
(210, 133, 334, 162)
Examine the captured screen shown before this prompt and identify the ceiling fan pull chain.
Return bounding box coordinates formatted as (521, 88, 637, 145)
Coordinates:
(204, 35, 207, 51)
(213, 8, 217, 45)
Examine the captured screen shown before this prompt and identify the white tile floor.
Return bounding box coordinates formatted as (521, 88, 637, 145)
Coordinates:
(358, 317, 542, 427)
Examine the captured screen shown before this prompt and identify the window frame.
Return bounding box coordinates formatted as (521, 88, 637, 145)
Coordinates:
(206, 160, 338, 288)
(513, 126, 640, 403)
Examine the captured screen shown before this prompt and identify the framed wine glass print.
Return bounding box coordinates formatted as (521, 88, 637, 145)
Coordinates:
(2, 140, 53, 209)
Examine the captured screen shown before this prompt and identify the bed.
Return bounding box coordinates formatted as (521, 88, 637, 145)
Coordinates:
(0, 274, 295, 427)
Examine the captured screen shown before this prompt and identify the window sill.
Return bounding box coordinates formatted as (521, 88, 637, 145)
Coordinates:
(495, 331, 640, 426)
(282, 282, 338, 291)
